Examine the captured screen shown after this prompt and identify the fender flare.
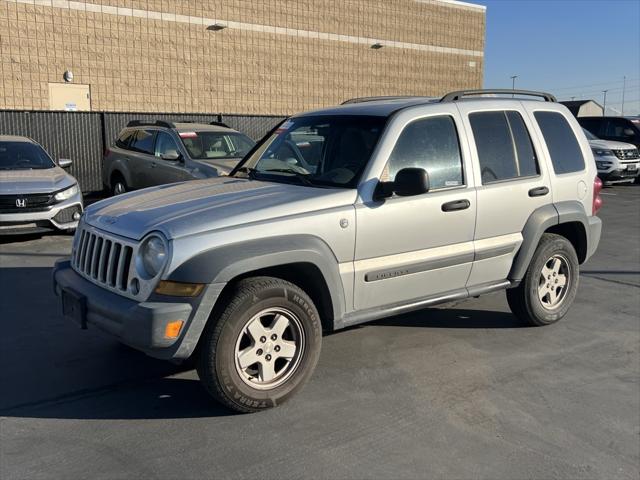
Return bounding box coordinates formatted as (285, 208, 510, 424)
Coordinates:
(167, 234, 347, 323)
(509, 201, 589, 282)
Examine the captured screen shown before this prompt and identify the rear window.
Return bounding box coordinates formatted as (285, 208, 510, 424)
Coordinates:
(469, 111, 539, 184)
(115, 130, 135, 149)
(129, 129, 156, 155)
(534, 112, 585, 174)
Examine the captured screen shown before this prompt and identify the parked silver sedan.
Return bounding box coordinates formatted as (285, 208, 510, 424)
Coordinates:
(0, 135, 83, 235)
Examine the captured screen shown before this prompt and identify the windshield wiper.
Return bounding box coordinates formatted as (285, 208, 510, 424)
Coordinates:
(260, 168, 316, 186)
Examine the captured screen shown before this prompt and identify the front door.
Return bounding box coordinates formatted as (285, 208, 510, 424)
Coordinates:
(353, 109, 477, 311)
(151, 131, 190, 185)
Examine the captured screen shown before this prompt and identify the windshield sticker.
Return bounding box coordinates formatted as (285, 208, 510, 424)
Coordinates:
(445, 180, 461, 186)
(179, 131, 198, 138)
(275, 120, 294, 134)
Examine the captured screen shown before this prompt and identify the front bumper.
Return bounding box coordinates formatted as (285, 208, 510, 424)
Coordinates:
(53, 259, 224, 359)
(596, 156, 640, 182)
(0, 193, 83, 234)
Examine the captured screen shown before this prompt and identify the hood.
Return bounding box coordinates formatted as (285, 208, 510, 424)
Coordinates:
(0, 167, 77, 194)
(84, 177, 357, 240)
(588, 139, 637, 150)
(193, 157, 242, 175)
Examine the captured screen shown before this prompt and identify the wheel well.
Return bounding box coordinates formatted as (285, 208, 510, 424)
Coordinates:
(222, 263, 335, 332)
(110, 170, 125, 186)
(545, 221, 587, 263)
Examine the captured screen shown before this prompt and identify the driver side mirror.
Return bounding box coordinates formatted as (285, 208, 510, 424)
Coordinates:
(58, 158, 72, 168)
(161, 150, 182, 162)
(374, 167, 430, 200)
(393, 168, 430, 196)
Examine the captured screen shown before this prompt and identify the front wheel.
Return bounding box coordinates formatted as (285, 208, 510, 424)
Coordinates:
(196, 277, 322, 413)
(507, 233, 579, 326)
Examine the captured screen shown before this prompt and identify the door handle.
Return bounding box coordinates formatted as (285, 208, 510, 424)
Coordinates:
(441, 199, 470, 212)
(528, 186, 549, 197)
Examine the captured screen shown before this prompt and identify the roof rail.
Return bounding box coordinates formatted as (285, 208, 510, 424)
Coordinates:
(341, 96, 426, 105)
(209, 121, 230, 128)
(126, 120, 175, 128)
(440, 89, 557, 103)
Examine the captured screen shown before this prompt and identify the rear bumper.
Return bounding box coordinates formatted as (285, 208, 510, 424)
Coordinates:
(586, 215, 602, 261)
(53, 259, 224, 359)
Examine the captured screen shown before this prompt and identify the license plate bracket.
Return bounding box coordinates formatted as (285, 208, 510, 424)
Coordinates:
(627, 164, 637, 171)
(62, 287, 87, 329)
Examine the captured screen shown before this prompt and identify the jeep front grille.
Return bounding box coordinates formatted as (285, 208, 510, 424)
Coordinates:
(72, 225, 135, 292)
(613, 149, 639, 160)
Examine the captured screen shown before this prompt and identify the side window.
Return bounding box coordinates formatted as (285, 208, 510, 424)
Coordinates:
(534, 111, 585, 174)
(115, 130, 134, 149)
(469, 111, 540, 184)
(129, 129, 156, 155)
(387, 115, 464, 189)
(155, 131, 180, 157)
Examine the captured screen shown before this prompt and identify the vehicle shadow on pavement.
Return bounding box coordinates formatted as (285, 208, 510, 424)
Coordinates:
(370, 307, 526, 329)
(0, 265, 235, 420)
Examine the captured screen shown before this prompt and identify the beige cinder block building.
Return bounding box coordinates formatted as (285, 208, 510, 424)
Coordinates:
(0, 0, 486, 115)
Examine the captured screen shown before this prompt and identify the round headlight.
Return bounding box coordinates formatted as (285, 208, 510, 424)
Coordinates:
(138, 235, 168, 278)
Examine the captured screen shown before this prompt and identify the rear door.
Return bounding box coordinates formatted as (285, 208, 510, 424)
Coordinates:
(127, 129, 157, 188)
(456, 102, 551, 286)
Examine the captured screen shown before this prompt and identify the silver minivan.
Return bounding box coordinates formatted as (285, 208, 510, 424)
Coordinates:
(103, 120, 255, 195)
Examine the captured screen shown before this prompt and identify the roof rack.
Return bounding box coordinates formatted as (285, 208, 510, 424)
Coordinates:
(209, 121, 230, 128)
(126, 120, 175, 128)
(341, 96, 428, 105)
(440, 89, 557, 103)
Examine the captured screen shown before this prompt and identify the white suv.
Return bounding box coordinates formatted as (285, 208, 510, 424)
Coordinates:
(582, 128, 640, 183)
(54, 89, 602, 412)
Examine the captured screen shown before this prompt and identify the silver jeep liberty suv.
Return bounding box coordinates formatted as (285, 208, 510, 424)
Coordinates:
(54, 89, 603, 413)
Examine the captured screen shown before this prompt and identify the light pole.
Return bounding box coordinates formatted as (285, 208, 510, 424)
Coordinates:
(621, 76, 626, 116)
(602, 90, 608, 115)
(510, 75, 518, 97)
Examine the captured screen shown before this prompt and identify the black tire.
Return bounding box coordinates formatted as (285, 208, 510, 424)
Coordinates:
(506, 233, 579, 326)
(196, 276, 322, 413)
(111, 173, 127, 196)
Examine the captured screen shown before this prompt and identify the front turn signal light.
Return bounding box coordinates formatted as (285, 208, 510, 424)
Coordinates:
(155, 280, 205, 297)
(164, 320, 184, 339)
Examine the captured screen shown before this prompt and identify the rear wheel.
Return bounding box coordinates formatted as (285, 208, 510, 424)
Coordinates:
(507, 233, 579, 326)
(196, 276, 322, 413)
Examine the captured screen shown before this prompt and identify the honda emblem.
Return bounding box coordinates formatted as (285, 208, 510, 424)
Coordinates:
(15, 198, 27, 208)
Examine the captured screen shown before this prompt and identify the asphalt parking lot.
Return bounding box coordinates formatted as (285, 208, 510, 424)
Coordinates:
(1, 185, 639, 480)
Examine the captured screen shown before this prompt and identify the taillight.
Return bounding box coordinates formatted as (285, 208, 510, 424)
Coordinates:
(593, 176, 603, 215)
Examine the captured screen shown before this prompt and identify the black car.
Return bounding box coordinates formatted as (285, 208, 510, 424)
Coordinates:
(578, 116, 640, 150)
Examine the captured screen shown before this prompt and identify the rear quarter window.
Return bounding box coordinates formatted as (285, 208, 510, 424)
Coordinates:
(534, 111, 585, 174)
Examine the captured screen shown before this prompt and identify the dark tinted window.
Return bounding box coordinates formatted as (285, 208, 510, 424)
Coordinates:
(470, 111, 539, 183)
(115, 130, 135, 149)
(387, 115, 463, 189)
(604, 118, 635, 139)
(129, 129, 156, 155)
(534, 111, 585, 174)
(577, 117, 604, 136)
(0, 141, 55, 170)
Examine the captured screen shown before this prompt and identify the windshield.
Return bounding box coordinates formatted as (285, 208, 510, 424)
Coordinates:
(180, 131, 255, 160)
(582, 128, 598, 141)
(0, 141, 55, 170)
(234, 115, 386, 188)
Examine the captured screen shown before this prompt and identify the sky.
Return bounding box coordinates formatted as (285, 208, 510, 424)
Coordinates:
(481, 0, 640, 115)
